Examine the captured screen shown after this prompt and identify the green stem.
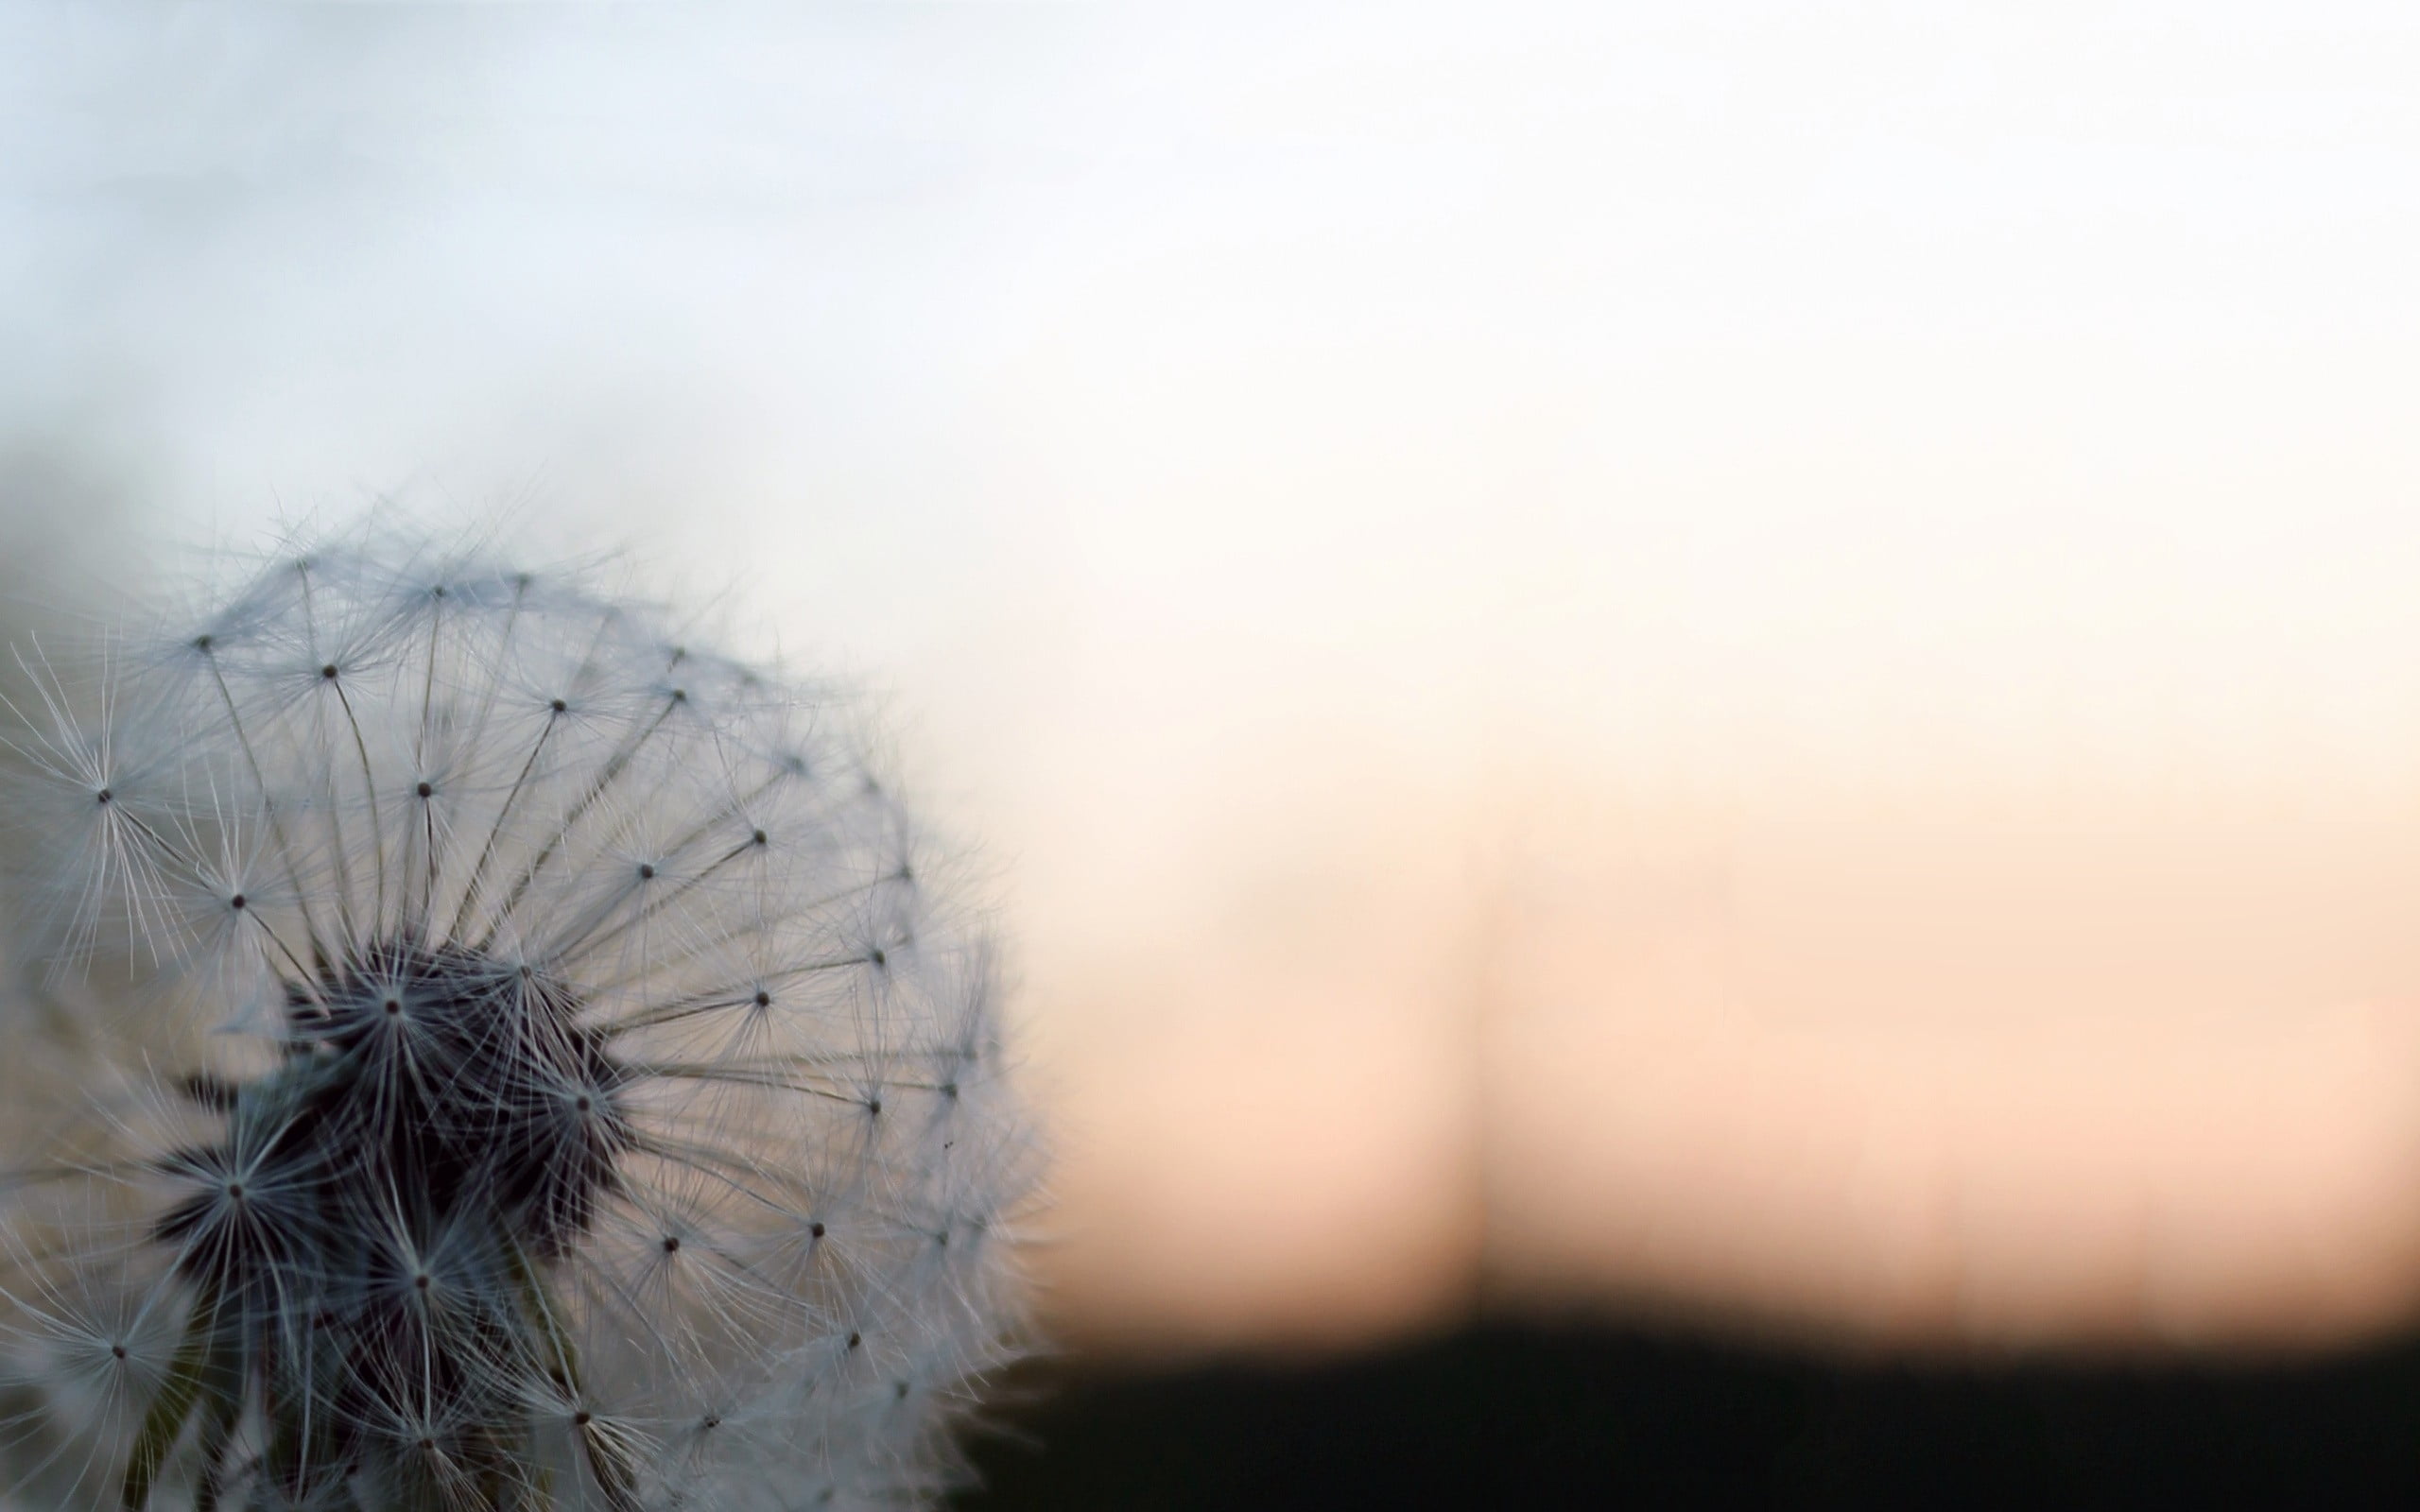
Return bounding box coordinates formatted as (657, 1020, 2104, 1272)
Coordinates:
(505, 1245, 639, 1512)
(190, 1376, 246, 1512)
(121, 1289, 238, 1512)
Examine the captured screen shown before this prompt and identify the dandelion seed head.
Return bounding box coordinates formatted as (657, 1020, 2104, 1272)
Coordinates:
(0, 525, 1037, 1510)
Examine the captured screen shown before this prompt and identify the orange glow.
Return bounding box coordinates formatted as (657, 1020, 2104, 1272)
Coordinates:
(25, 1, 2420, 1365)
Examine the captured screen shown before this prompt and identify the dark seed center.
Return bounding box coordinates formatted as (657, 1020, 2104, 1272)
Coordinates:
(160, 938, 632, 1290)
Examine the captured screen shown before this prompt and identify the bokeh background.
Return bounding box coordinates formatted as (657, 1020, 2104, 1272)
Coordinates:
(12, 2, 2420, 1501)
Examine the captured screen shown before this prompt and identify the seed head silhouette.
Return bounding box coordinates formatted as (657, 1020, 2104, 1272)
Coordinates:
(0, 527, 1033, 1510)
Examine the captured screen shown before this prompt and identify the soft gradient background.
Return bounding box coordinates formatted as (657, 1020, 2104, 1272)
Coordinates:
(10, 1, 2420, 1362)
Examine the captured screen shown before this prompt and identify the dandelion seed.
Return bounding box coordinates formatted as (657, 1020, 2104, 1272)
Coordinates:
(0, 525, 1036, 1510)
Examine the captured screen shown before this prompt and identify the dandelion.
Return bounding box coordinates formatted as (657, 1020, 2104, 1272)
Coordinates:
(0, 526, 1034, 1510)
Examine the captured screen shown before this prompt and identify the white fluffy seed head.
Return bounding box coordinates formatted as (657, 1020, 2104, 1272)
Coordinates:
(0, 526, 1036, 1510)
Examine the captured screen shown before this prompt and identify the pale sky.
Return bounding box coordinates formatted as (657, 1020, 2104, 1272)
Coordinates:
(10, 2, 2420, 1358)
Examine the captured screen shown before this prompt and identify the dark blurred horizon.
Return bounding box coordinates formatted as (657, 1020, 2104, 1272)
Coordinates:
(956, 1318, 2420, 1507)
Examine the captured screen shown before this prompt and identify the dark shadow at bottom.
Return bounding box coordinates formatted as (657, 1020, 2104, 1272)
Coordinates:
(956, 1322, 2420, 1508)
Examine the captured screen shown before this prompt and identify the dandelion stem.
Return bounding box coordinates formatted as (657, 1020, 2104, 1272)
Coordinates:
(120, 1289, 233, 1511)
(188, 1366, 245, 1512)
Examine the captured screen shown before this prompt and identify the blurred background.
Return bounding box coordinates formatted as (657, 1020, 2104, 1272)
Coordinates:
(11, 1, 2420, 1501)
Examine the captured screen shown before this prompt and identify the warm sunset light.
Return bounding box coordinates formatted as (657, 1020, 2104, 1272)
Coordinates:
(13, 3, 2420, 1401)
